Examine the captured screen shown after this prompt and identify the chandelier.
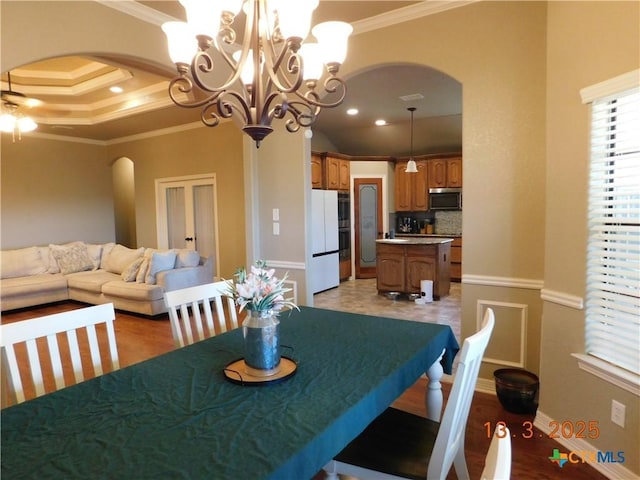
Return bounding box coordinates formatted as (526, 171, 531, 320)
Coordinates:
(405, 107, 418, 173)
(1, 72, 38, 142)
(162, 0, 353, 147)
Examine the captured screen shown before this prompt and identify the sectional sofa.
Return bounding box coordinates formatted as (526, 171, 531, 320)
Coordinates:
(0, 242, 214, 316)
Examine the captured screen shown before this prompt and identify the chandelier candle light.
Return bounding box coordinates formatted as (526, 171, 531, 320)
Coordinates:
(162, 0, 353, 147)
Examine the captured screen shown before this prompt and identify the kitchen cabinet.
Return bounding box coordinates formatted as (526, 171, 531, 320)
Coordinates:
(324, 155, 350, 191)
(395, 160, 428, 211)
(428, 157, 463, 188)
(311, 152, 325, 189)
(450, 236, 462, 281)
(376, 246, 405, 291)
(376, 239, 451, 299)
(338, 159, 350, 190)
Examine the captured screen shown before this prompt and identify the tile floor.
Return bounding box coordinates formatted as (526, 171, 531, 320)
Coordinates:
(313, 278, 461, 341)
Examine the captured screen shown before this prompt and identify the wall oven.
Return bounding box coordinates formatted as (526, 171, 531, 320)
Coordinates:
(337, 192, 350, 261)
(428, 188, 462, 211)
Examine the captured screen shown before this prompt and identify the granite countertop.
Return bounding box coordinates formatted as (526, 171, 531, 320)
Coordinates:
(376, 237, 454, 245)
(396, 233, 462, 238)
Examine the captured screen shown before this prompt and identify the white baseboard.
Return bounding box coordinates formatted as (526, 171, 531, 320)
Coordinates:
(535, 410, 636, 479)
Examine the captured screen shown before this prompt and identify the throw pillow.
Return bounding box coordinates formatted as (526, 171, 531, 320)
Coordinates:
(145, 250, 177, 285)
(121, 257, 144, 282)
(0, 247, 47, 279)
(103, 244, 144, 275)
(38, 246, 60, 274)
(175, 249, 201, 268)
(86, 244, 104, 270)
(136, 257, 150, 283)
(50, 243, 95, 275)
(100, 243, 116, 269)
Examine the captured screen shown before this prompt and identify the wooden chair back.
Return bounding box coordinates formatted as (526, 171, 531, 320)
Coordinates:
(1, 303, 119, 405)
(164, 280, 238, 348)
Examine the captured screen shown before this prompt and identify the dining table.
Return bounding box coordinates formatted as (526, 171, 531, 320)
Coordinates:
(1, 306, 459, 480)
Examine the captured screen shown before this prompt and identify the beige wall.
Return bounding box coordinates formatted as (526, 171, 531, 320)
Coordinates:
(343, 1, 548, 382)
(2, 1, 638, 475)
(0, 136, 115, 248)
(112, 157, 136, 248)
(106, 123, 246, 279)
(542, 1, 639, 473)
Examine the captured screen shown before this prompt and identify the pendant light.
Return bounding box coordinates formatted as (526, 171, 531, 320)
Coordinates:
(405, 107, 418, 173)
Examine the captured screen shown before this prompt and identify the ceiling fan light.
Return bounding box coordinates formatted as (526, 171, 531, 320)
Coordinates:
(162, 21, 197, 65)
(17, 116, 38, 133)
(312, 21, 353, 66)
(405, 159, 418, 173)
(0, 113, 16, 133)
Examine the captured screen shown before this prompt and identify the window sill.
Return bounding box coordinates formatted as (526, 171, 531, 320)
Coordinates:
(572, 354, 639, 397)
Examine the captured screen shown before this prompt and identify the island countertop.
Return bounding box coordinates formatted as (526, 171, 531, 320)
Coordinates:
(376, 237, 454, 245)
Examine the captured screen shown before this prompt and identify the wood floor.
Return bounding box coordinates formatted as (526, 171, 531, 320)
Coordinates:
(1, 285, 607, 480)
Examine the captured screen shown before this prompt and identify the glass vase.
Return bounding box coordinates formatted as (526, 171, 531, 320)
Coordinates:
(242, 310, 281, 377)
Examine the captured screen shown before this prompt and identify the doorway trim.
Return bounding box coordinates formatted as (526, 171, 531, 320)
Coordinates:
(155, 173, 220, 278)
(350, 174, 388, 279)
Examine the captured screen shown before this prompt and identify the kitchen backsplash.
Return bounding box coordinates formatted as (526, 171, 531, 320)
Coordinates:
(434, 211, 462, 235)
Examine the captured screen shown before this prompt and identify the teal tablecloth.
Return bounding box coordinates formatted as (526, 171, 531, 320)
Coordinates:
(1, 306, 458, 480)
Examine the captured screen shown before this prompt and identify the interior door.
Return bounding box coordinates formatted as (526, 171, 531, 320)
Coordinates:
(156, 175, 219, 274)
(354, 178, 383, 278)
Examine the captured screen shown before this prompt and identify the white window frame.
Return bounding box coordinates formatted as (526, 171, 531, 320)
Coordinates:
(573, 70, 640, 396)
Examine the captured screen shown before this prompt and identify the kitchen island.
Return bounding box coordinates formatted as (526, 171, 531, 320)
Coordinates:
(376, 237, 453, 299)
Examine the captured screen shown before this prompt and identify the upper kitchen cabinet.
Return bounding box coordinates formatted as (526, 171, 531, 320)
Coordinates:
(428, 157, 463, 188)
(395, 160, 428, 211)
(311, 152, 325, 189)
(325, 155, 350, 191)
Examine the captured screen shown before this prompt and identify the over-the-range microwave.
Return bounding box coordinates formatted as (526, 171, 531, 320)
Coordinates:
(429, 187, 462, 210)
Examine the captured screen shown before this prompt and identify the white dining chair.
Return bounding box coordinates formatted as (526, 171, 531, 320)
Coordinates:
(1, 303, 119, 405)
(324, 308, 495, 480)
(481, 425, 512, 480)
(164, 280, 239, 348)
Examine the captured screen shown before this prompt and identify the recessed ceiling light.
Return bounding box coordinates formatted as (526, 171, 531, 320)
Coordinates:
(375, 119, 386, 126)
(110, 86, 123, 93)
(346, 108, 358, 115)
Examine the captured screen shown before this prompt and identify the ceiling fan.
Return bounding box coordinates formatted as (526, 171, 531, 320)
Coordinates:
(1, 71, 42, 140)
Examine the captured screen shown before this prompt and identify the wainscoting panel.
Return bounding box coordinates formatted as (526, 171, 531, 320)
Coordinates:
(478, 300, 528, 368)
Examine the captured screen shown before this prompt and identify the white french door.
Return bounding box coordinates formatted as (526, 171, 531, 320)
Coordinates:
(156, 174, 219, 275)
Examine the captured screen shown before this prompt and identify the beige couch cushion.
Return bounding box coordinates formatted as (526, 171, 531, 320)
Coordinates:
(1, 273, 67, 297)
(101, 280, 165, 302)
(1, 247, 47, 279)
(103, 245, 144, 275)
(66, 270, 120, 293)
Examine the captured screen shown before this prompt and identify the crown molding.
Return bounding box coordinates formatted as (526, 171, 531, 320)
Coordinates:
(98, 0, 479, 33)
(96, 0, 176, 26)
(352, 1, 480, 34)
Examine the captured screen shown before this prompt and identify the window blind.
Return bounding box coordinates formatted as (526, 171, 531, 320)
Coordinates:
(585, 85, 640, 376)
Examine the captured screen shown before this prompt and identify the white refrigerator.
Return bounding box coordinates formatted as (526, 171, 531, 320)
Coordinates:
(310, 190, 340, 294)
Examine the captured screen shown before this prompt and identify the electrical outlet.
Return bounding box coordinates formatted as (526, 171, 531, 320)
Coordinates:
(273, 222, 280, 236)
(611, 400, 626, 428)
